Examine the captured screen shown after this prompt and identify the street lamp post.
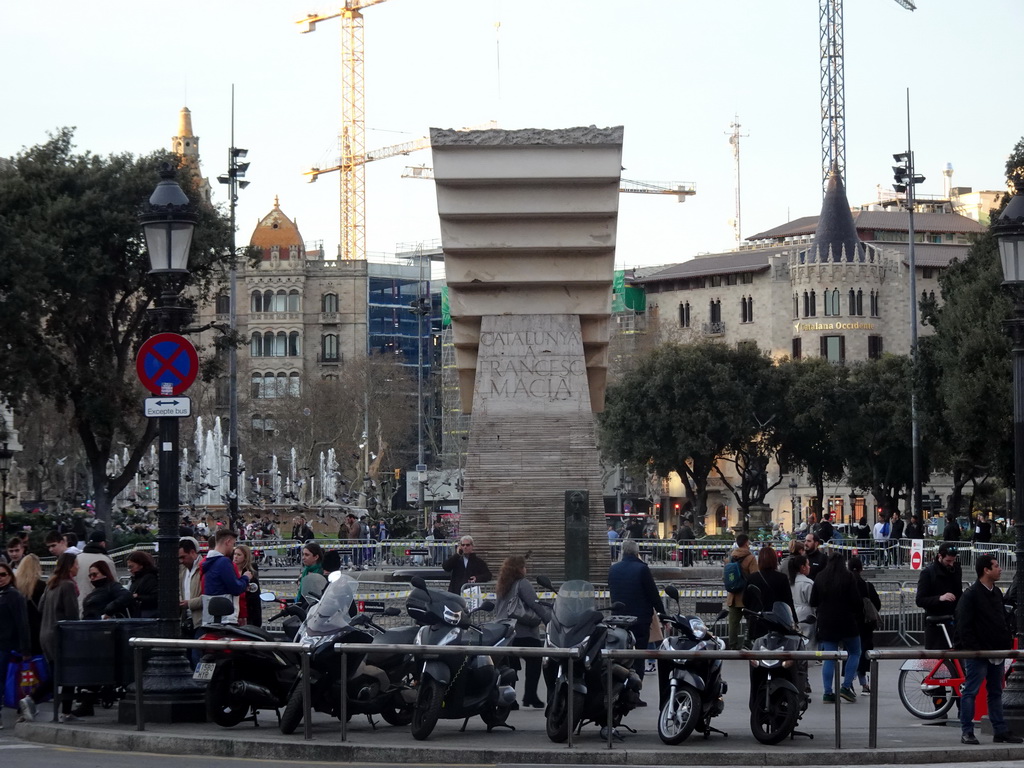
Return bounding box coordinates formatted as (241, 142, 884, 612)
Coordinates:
(127, 161, 205, 723)
(0, 443, 13, 538)
(991, 189, 1024, 728)
(789, 477, 799, 532)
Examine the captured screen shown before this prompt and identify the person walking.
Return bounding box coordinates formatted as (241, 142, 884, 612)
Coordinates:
(19, 552, 79, 723)
(0, 562, 30, 728)
(495, 555, 549, 709)
(848, 556, 880, 693)
(803, 532, 828, 580)
(126, 551, 159, 618)
(809, 553, 862, 704)
(724, 533, 759, 650)
(442, 535, 492, 595)
(608, 538, 665, 704)
(787, 554, 816, 649)
(954, 553, 1023, 744)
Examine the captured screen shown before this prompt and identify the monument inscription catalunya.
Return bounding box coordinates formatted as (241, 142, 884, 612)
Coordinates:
(430, 126, 623, 579)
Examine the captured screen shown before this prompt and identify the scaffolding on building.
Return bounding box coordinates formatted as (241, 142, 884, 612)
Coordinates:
(439, 327, 470, 470)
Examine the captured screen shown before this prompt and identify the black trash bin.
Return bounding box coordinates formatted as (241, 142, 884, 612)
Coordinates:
(57, 620, 118, 687)
(111, 619, 161, 686)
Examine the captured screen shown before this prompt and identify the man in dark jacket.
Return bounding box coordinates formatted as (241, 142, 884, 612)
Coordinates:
(915, 542, 963, 650)
(803, 532, 828, 580)
(904, 514, 924, 540)
(609, 538, 665, 700)
(200, 529, 251, 625)
(954, 553, 1022, 745)
(442, 535, 491, 594)
(943, 516, 962, 542)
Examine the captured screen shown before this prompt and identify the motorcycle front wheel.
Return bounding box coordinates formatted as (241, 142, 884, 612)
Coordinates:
(750, 685, 800, 745)
(545, 687, 584, 743)
(206, 665, 250, 728)
(658, 683, 701, 744)
(279, 682, 304, 735)
(410, 678, 444, 741)
(897, 669, 955, 720)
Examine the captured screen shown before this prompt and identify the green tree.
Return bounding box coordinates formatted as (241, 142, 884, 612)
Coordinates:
(599, 341, 761, 530)
(0, 129, 232, 528)
(919, 230, 1011, 519)
(775, 357, 848, 523)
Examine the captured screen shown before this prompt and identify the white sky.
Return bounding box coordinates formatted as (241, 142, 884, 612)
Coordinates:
(2, 0, 1021, 270)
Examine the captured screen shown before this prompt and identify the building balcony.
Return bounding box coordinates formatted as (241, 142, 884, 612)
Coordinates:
(317, 352, 343, 365)
(702, 321, 726, 336)
(250, 312, 301, 322)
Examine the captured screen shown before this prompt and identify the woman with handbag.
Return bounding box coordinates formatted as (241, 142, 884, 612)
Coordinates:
(1, 561, 31, 727)
(20, 552, 79, 723)
(495, 555, 550, 709)
(82, 561, 134, 620)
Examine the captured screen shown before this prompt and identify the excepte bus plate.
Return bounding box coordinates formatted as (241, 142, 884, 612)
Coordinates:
(144, 396, 192, 418)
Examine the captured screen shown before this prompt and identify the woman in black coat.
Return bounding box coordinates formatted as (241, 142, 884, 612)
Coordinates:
(82, 560, 134, 620)
(743, 546, 796, 627)
(849, 556, 881, 693)
(809, 553, 863, 703)
(126, 551, 159, 618)
(0, 561, 30, 704)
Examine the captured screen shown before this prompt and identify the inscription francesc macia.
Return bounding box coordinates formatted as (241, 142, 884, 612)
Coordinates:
(479, 329, 584, 399)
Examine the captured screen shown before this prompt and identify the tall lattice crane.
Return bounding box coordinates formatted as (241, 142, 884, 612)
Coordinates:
(820, 0, 915, 196)
(298, 1, 393, 261)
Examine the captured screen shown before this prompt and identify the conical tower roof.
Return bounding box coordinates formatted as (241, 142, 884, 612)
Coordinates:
(809, 167, 865, 263)
(250, 196, 304, 251)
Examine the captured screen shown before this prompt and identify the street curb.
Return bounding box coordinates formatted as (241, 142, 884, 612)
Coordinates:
(15, 721, 1024, 766)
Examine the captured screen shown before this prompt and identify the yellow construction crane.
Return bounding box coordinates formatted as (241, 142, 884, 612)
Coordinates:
(402, 166, 696, 202)
(298, 1, 393, 261)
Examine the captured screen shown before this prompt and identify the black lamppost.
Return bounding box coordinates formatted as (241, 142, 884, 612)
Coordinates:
(126, 162, 204, 723)
(789, 476, 799, 531)
(992, 189, 1024, 727)
(0, 443, 13, 538)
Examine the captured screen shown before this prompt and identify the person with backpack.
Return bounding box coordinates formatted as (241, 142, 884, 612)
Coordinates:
(724, 533, 759, 650)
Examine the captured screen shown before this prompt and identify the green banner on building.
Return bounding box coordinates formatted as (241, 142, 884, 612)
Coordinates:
(441, 285, 450, 326)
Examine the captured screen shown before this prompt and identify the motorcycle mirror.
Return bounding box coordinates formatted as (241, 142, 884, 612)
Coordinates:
(477, 600, 495, 612)
(410, 575, 428, 590)
(664, 585, 680, 601)
(715, 609, 729, 621)
(259, 591, 278, 602)
(610, 601, 626, 612)
(804, 615, 817, 624)
(384, 606, 401, 617)
(537, 575, 554, 590)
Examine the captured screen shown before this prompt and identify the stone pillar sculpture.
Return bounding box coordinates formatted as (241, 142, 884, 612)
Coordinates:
(430, 127, 622, 580)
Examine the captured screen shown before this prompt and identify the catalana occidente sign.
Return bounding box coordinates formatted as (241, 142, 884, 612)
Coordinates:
(793, 321, 876, 332)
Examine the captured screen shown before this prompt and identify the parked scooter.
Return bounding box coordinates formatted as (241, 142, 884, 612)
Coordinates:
(196, 593, 298, 727)
(744, 599, 812, 744)
(538, 576, 643, 743)
(406, 575, 518, 740)
(278, 573, 420, 734)
(655, 585, 729, 744)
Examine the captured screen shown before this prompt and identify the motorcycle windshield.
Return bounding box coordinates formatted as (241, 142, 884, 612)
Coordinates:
(549, 580, 597, 644)
(762, 601, 797, 632)
(303, 574, 358, 636)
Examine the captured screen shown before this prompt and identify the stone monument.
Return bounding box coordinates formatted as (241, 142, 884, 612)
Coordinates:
(429, 126, 623, 580)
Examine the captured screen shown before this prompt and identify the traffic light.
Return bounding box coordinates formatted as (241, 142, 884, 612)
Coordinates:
(394, 468, 402, 481)
(892, 152, 925, 196)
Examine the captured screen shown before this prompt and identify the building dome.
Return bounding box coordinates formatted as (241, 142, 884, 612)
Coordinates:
(250, 197, 304, 260)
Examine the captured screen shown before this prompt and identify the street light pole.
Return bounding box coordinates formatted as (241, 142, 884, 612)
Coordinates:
(991, 188, 1024, 728)
(789, 476, 799, 532)
(0, 443, 13, 538)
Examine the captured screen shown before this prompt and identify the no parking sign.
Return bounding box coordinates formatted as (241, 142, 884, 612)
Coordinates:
(136, 332, 198, 396)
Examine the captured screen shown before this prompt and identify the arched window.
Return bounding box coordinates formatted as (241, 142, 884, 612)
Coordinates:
(275, 331, 287, 357)
(250, 291, 263, 313)
(793, 293, 799, 319)
(289, 372, 301, 397)
(288, 331, 301, 356)
(857, 289, 864, 316)
(848, 289, 856, 316)
(824, 288, 840, 317)
(251, 413, 263, 432)
(263, 332, 274, 356)
(274, 290, 287, 312)
(709, 299, 722, 323)
(322, 293, 339, 313)
(277, 372, 288, 398)
(745, 296, 753, 323)
(678, 302, 690, 328)
(250, 332, 263, 357)
(802, 291, 810, 317)
(263, 373, 276, 398)
(251, 373, 263, 399)
(288, 289, 300, 312)
(263, 290, 273, 312)
(809, 290, 817, 317)
(322, 334, 339, 362)
(215, 293, 230, 314)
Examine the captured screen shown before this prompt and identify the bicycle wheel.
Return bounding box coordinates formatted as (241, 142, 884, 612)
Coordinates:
(897, 668, 955, 720)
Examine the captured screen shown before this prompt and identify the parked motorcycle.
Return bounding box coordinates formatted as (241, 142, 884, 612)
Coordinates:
(196, 593, 298, 727)
(744, 599, 812, 745)
(278, 573, 420, 734)
(655, 585, 728, 744)
(406, 575, 518, 740)
(538, 576, 642, 743)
